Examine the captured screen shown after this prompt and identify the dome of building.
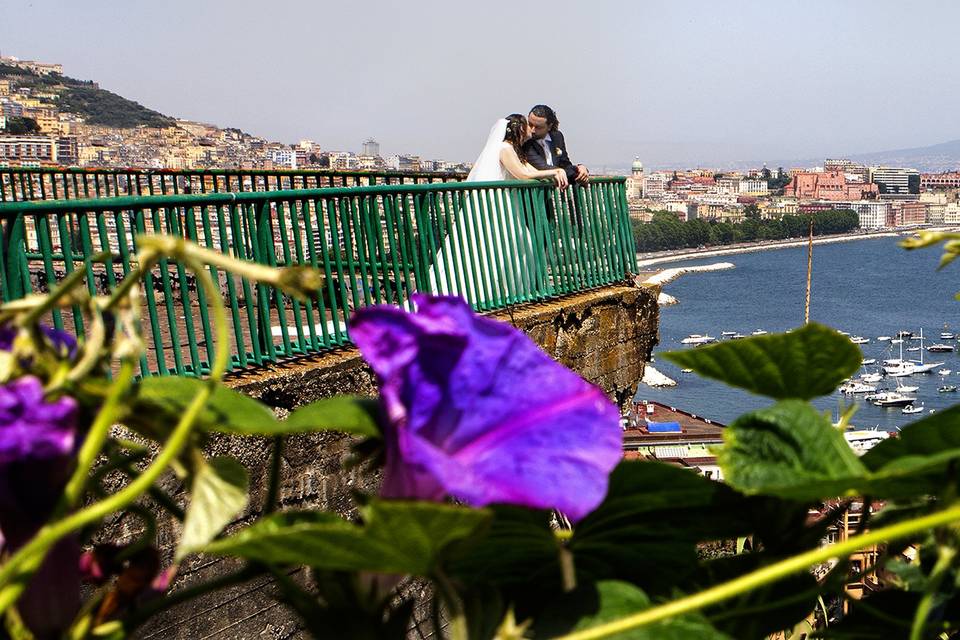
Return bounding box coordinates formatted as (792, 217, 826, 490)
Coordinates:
(632, 157, 644, 172)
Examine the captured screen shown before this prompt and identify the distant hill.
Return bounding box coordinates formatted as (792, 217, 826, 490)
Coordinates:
(845, 139, 960, 172)
(0, 63, 175, 129)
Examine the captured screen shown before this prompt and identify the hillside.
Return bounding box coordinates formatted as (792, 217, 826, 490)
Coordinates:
(0, 63, 175, 129)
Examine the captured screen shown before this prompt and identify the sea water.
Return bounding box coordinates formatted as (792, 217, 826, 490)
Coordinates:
(637, 236, 960, 430)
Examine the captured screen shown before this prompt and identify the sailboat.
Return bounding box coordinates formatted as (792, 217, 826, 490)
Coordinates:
(911, 329, 945, 373)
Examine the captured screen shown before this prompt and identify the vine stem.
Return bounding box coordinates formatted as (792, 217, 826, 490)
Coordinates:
(433, 569, 468, 640)
(553, 501, 960, 640)
(909, 544, 956, 640)
(0, 250, 232, 615)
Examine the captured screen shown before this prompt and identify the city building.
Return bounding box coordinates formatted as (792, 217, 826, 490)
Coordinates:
(642, 172, 669, 200)
(361, 138, 380, 157)
(55, 135, 78, 165)
(267, 147, 297, 169)
(846, 201, 891, 229)
(623, 401, 725, 480)
(825, 158, 869, 183)
(0, 56, 63, 76)
(921, 172, 960, 191)
(0, 135, 57, 163)
(738, 178, 769, 196)
(783, 171, 878, 201)
(626, 157, 644, 199)
(920, 192, 947, 223)
(893, 201, 927, 226)
(869, 166, 920, 199)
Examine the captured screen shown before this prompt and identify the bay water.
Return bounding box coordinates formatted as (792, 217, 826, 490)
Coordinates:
(637, 236, 960, 431)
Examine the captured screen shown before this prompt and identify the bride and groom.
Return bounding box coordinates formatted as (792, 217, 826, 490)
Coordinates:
(427, 105, 589, 306)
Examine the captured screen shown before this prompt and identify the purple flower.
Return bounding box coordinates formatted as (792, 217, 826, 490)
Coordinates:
(0, 377, 77, 465)
(350, 294, 622, 522)
(0, 323, 77, 359)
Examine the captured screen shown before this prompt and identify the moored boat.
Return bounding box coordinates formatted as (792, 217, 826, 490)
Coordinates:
(681, 334, 716, 345)
(902, 404, 924, 414)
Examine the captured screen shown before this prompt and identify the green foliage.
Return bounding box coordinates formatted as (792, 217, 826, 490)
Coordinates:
(56, 84, 174, 128)
(176, 456, 249, 560)
(663, 323, 862, 400)
(2, 116, 39, 135)
(284, 396, 383, 438)
(632, 209, 860, 252)
(718, 401, 867, 500)
(203, 500, 491, 575)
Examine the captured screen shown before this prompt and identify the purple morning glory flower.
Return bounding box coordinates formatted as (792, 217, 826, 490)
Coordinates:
(350, 294, 622, 522)
(0, 323, 77, 359)
(0, 376, 77, 465)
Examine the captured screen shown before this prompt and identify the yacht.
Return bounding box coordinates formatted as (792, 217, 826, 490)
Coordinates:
(884, 362, 916, 376)
(861, 372, 883, 384)
(862, 358, 877, 366)
(751, 329, 768, 336)
(839, 381, 876, 394)
(902, 404, 925, 415)
(939, 385, 958, 393)
(907, 346, 922, 352)
(877, 336, 892, 342)
(891, 339, 904, 345)
(850, 336, 870, 345)
(928, 343, 955, 353)
(731, 333, 747, 339)
(844, 428, 891, 455)
(939, 369, 952, 376)
(897, 330, 914, 338)
(681, 334, 716, 345)
(721, 331, 737, 337)
(873, 392, 917, 407)
(942, 332, 956, 340)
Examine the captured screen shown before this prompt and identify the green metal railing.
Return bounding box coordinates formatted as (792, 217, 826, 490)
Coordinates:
(0, 166, 466, 202)
(0, 177, 635, 377)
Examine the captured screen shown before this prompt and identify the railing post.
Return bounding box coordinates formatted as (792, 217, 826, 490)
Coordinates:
(1, 212, 29, 301)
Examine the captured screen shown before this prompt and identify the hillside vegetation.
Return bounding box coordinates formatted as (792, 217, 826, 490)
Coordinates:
(0, 63, 174, 129)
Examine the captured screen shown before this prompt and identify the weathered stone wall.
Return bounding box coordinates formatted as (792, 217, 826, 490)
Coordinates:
(137, 282, 659, 638)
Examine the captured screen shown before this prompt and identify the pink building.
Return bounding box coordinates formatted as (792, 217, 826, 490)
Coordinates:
(784, 171, 878, 201)
(892, 201, 927, 226)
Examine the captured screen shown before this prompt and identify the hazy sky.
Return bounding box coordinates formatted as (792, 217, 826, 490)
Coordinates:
(2, 0, 959, 169)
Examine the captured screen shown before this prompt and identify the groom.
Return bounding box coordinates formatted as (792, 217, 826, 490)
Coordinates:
(522, 104, 590, 187)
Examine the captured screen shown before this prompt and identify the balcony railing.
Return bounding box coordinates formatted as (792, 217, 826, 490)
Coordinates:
(0, 166, 466, 202)
(0, 177, 635, 377)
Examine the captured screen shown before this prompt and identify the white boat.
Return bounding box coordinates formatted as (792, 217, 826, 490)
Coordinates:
(721, 331, 737, 337)
(844, 428, 891, 455)
(681, 334, 716, 345)
(884, 362, 916, 376)
(862, 372, 883, 383)
(939, 385, 958, 393)
(907, 346, 921, 352)
(850, 336, 870, 344)
(862, 358, 877, 366)
(891, 339, 904, 344)
(928, 343, 955, 353)
(839, 382, 876, 394)
(680, 368, 693, 373)
(942, 332, 955, 340)
(751, 329, 768, 336)
(877, 336, 892, 342)
(939, 369, 952, 376)
(902, 404, 924, 415)
(897, 330, 914, 338)
(731, 333, 747, 339)
(910, 330, 945, 373)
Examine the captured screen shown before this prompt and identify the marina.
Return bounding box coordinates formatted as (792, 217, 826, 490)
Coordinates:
(640, 237, 960, 430)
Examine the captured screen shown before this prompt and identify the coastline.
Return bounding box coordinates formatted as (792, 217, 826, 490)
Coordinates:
(636, 229, 907, 268)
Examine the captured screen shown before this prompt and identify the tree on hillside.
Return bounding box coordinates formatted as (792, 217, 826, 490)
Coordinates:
(743, 203, 762, 220)
(3, 116, 39, 135)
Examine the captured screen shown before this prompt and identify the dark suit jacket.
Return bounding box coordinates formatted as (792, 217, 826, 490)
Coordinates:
(522, 130, 578, 183)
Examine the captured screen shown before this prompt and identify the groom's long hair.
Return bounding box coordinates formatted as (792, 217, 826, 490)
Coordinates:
(503, 114, 528, 160)
(530, 104, 559, 132)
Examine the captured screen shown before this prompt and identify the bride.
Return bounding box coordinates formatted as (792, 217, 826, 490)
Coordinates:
(427, 114, 568, 305)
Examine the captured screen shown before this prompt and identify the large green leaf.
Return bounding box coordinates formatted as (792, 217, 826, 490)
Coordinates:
(126, 377, 279, 437)
(570, 461, 761, 596)
(663, 323, 861, 400)
(718, 400, 868, 501)
(176, 456, 249, 560)
(863, 405, 960, 473)
(202, 500, 490, 575)
(534, 581, 733, 640)
(282, 396, 383, 438)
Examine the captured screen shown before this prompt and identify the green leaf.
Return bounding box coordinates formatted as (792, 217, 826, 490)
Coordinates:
(177, 456, 249, 560)
(718, 400, 868, 500)
(127, 377, 279, 438)
(663, 323, 861, 400)
(570, 461, 761, 596)
(534, 581, 733, 640)
(282, 396, 382, 438)
(203, 500, 490, 575)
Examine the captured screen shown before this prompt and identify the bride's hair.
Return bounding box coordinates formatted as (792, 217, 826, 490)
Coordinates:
(503, 114, 527, 159)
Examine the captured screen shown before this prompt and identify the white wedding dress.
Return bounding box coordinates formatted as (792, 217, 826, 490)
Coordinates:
(427, 119, 536, 306)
